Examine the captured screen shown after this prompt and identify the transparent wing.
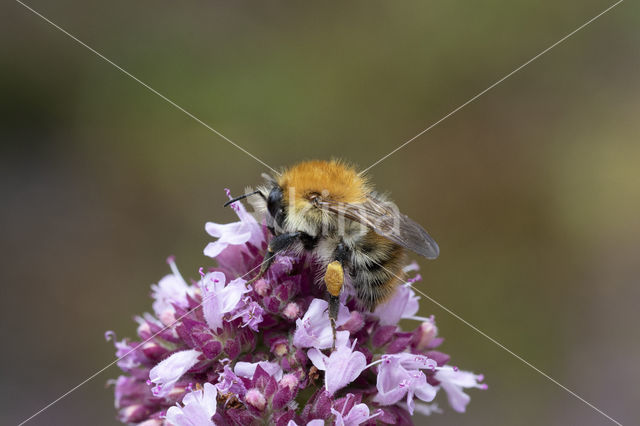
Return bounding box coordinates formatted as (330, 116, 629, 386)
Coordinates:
(317, 195, 439, 259)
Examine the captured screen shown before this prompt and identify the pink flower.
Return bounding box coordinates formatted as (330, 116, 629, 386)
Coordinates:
(106, 333, 143, 371)
(234, 360, 283, 381)
(373, 284, 420, 326)
(434, 366, 487, 413)
(231, 298, 264, 331)
(150, 257, 193, 317)
(203, 192, 262, 258)
(307, 332, 367, 395)
(331, 394, 382, 426)
(373, 353, 438, 414)
(200, 272, 249, 332)
(216, 365, 246, 398)
(148, 349, 202, 397)
(165, 382, 217, 426)
(293, 299, 350, 349)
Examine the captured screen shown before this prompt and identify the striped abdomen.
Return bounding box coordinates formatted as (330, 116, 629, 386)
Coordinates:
(349, 230, 406, 311)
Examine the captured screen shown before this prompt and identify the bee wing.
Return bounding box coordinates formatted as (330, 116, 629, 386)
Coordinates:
(317, 195, 440, 259)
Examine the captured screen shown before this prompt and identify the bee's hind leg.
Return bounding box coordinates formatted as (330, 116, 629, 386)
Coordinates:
(328, 295, 340, 350)
(324, 241, 349, 350)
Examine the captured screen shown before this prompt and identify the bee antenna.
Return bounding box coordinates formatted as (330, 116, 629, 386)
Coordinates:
(223, 190, 262, 207)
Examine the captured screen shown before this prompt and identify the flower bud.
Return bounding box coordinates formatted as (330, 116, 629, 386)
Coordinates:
(141, 341, 167, 360)
(279, 373, 299, 391)
(245, 388, 266, 411)
(414, 321, 438, 352)
(118, 404, 149, 423)
(283, 302, 300, 320)
(254, 279, 269, 296)
(159, 309, 176, 327)
(136, 322, 152, 340)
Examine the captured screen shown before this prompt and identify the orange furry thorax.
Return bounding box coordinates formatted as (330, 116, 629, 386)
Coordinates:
(277, 160, 369, 205)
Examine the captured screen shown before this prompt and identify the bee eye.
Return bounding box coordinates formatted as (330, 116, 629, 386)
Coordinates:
(267, 186, 286, 228)
(267, 187, 282, 216)
(308, 192, 321, 206)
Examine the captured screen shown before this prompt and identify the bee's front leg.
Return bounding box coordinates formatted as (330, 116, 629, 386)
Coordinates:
(324, 241, 349, 350)
(247, 232, 300, 284)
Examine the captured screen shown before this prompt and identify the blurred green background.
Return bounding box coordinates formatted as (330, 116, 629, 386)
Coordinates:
(1, 1, 638, 425)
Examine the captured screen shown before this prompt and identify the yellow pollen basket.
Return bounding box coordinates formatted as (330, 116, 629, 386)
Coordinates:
(324, 260, 344, 297)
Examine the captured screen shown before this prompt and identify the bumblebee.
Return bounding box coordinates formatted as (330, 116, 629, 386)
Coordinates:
(225, 160, 439, 344)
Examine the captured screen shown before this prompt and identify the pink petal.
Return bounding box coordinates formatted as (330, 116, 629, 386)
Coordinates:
(307, 348, 328, 371)
(373, 285, 419, 326)
(234, 361, 283, 381)
(148, 349, 201, 397)
(324, 344, 366, 395)
(204, 221, 244, 238)
(434, 367, 484, 413)
(293, 299, 350, 349)
(203, 241, 229, 258)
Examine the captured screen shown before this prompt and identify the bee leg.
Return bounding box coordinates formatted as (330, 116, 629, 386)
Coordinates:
(247, 232, 300, 285)
(328, 295, 340, 351)
(324, 241, 349, 350)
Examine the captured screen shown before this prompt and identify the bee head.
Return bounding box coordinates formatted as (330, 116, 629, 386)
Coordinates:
(266, 185, 286, 234)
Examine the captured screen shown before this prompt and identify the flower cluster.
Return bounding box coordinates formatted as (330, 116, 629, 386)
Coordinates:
(107, 191, 486, 425)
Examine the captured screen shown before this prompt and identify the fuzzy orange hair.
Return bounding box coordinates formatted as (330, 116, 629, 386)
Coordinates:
(277, 160, 370, 205)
